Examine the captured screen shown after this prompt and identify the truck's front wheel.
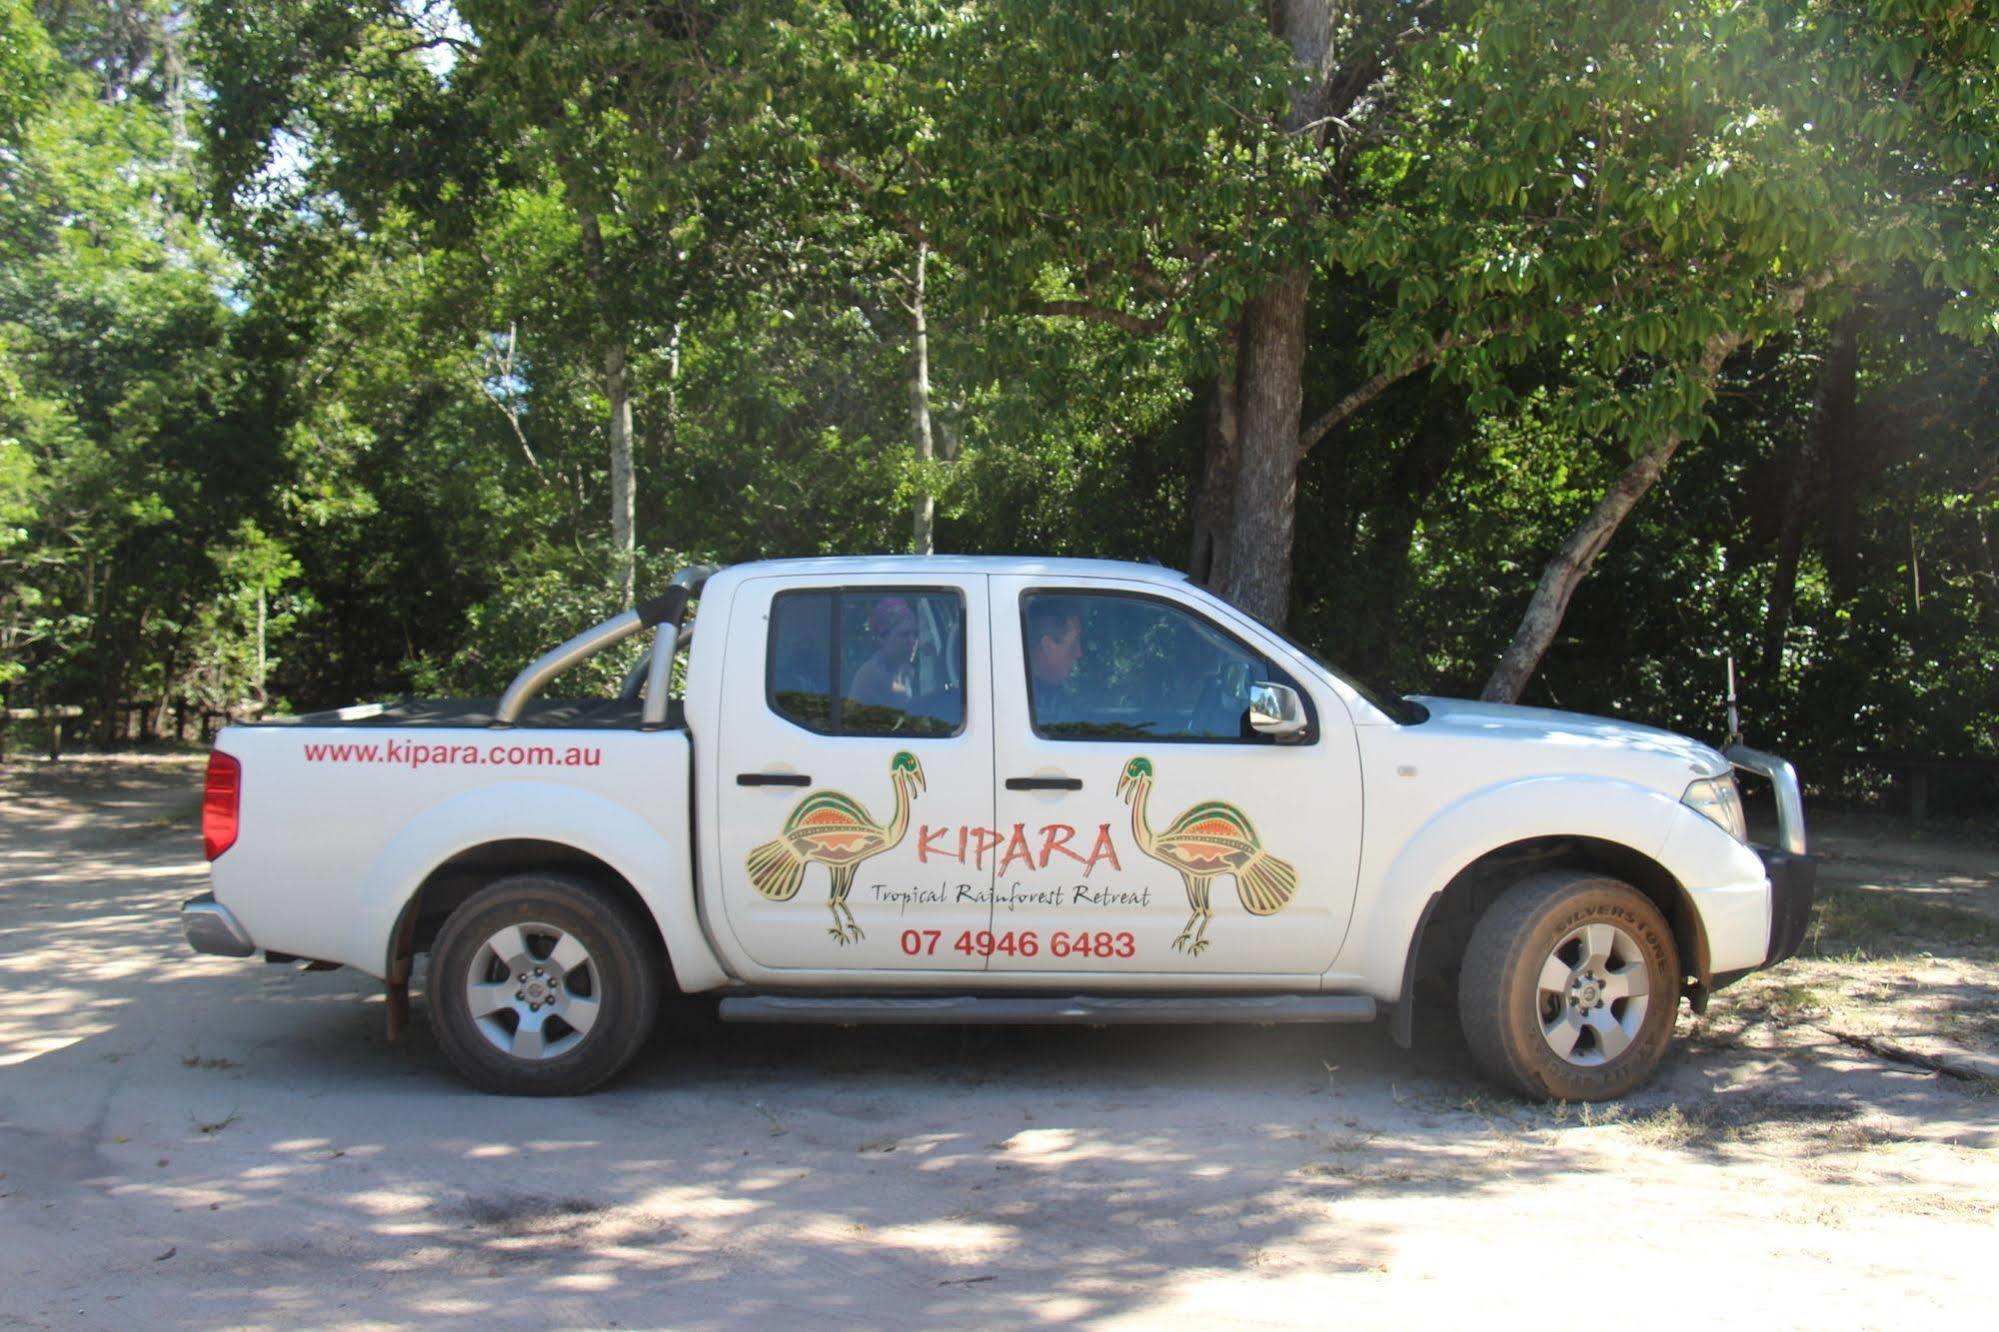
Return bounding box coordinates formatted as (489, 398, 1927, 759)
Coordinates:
(1458, 871, 1680, 1101)
(426, 873, 662, 1095)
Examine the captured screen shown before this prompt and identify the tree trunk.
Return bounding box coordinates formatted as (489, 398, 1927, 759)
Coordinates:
(1481, 269, 1842, 703)
(1909, 520, 1922, 612)
(1480, 445, 1682, 704)
(1824, 401, 1867, 605)
(1482, 331, 1748, 703)
(1762, 312, 1858, 675)
(908, 244, 936, 555)
(1221, 266, 1312, 625)
(1209, 1, 1331, 624)
(1976, 508, 1999, 632)
(663, 320, 683, 455)
(577, 208, 636, 607)
(605, 340, 635, 607)
(255, 587, 268, 701)
(1187, 328, 1242, 589)
(93, 564, 124, 748)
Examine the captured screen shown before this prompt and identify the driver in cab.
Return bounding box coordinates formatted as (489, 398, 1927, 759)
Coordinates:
(1027, 597, 1086, 727)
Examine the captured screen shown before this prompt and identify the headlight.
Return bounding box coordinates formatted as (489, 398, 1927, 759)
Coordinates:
(1682, 774, 1747, 843)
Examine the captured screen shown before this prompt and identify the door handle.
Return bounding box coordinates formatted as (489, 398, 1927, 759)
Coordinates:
(738, 772, 812, 787)
(1006, 776, 1082, 791)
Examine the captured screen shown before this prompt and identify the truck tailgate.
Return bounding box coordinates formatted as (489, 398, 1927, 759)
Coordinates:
(207, 724, 691, 976)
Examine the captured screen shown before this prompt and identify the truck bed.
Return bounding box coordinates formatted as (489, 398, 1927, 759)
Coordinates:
(248, 697, 685, 731)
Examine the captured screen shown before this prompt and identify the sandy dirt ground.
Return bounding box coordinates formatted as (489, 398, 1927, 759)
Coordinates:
(2, 757, 1994, 1330)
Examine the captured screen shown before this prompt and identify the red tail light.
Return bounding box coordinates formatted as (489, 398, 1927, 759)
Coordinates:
(203, 751, 241, 861)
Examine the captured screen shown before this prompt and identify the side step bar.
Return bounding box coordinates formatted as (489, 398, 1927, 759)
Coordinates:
(717, 993, 1377, 1026)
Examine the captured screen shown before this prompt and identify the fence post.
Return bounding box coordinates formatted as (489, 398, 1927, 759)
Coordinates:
(1911, 768, 1929, 826)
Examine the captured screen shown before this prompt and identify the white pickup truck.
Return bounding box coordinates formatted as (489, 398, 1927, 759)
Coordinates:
(184, 557, 1815, 1100)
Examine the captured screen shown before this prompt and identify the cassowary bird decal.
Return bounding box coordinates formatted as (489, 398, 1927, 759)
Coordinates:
(744, 751, 926, 944)
(1117, 756, 1298, 955)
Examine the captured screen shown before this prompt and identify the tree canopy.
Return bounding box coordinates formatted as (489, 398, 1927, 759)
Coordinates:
(4, 0, 1995, 811)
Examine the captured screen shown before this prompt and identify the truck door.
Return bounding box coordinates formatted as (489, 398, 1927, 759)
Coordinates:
(986, 576, 1361, 977)
(714, 574, 996, 972)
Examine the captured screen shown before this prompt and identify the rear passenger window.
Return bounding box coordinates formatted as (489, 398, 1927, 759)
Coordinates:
(767, 588, 965, 737)
(768, 591, 837, 730)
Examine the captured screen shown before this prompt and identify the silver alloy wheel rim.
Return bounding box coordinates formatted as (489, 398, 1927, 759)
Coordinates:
(464, 921, 601, 1061)
(1535, 920, 1650, 1066)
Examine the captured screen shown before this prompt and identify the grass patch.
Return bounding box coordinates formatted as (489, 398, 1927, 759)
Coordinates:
(1761, 981, 1827, 1014)
(1619, 1098, 1875, 1153)
(1821, 1122, 1899, 1152)
(1806, 886, 1999, 956)
(1628, 1104, 1704, 1147)
(1323, 1129, 1378, 1153)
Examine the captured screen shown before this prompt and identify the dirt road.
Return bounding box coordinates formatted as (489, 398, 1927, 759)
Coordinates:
(2, 758, 1994, 1329)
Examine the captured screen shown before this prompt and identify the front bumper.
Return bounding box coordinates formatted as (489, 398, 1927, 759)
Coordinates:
(182, 892, 256, 958)
(1718, 743, 1816, 977)
(1757, 847, 1818, 967)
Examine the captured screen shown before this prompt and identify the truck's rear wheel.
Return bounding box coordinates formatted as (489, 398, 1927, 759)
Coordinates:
(1458, 871, 1680, 1101)
(426, 873, 661, 1095)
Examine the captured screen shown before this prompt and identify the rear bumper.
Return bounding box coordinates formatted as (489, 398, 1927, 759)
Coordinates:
(182, 892, 256, 958)
(1758, 846, 1818, 967)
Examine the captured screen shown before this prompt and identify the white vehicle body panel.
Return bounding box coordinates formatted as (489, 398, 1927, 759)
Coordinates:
(984, 573, 1364, 978)
(711, 571, 998, 975)
(209, 725, 729, 990)
(1330, 699, 1768, 997)
(202, 555, 1785, 1012)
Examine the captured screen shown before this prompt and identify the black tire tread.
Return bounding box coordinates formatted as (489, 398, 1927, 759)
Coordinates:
(1458, 869, 1679, 1101)
(426, 872, 662, 1096)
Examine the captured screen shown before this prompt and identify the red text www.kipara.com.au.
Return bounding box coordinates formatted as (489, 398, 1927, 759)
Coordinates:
(301, 739, 604, 769)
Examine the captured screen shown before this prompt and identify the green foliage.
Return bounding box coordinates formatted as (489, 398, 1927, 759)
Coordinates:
(781, 0, 1314, 351)
(0, 0, 294, 722)
(2, 0, 1993, 801)
(0, 0, 57, 147)
(1337, 0, 1999, 455)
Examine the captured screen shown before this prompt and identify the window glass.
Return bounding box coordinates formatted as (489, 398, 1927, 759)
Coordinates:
(1021, 591, 1305, 743)
(768, 588, 965, 737)
(768, 590, 835, 729)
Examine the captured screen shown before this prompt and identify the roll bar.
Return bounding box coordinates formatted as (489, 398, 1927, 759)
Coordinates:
(491, 564, 721, 727)
(620, 622, 695, 700)
(618, 642, 653, 701)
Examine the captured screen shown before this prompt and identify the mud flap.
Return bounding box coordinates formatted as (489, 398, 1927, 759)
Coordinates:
(1391, 893, 1444, 1049)
(385, 898, 421, 1041)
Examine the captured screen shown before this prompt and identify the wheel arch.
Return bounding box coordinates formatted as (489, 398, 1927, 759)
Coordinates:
(362, 781, 732, 998)
(391, 840, 669, 968)
(1391, 834, 1709, 1047)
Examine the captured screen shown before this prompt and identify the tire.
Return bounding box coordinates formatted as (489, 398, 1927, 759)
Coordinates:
(1457, 870, 1680, 1101)
(426, 872, 663, 1096)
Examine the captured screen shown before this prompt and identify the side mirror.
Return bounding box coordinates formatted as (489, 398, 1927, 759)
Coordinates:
(1248, 682, 1308, 739)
